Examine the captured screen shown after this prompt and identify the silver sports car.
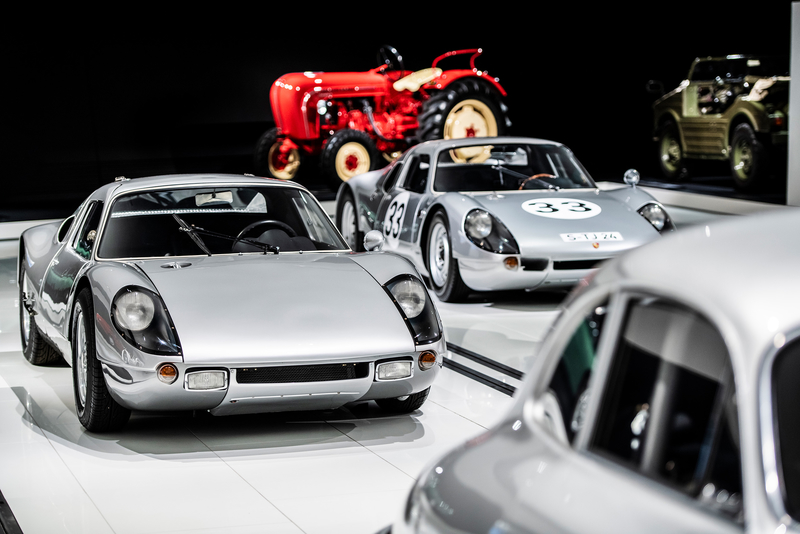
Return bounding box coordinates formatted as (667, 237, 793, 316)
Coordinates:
(18, 174, 445, 432)
(384, 208, 800, 534)
(336, 137, 675, 301)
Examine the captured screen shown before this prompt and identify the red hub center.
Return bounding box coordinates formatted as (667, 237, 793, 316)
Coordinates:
(465, 125, 477, 137)
(345, 154, 359, 171)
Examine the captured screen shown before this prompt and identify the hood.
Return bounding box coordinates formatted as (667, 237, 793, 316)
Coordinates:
(465, 189, 661, 257)
(139, 253, 413, 364)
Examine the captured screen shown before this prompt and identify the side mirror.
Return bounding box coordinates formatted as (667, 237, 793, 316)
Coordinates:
(363, 230, 385, 252)
(623, 169, 640, 187)
(646, 79, 664, 96)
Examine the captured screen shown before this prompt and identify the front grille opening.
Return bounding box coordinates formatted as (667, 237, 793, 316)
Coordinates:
(521, 258, 549, 271)
(553, 259, 606, 270)
(236, 362, 370, 384)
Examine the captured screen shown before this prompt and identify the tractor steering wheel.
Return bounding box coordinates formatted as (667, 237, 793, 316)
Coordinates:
(231, 220, 297, 251)
(519, 174, 556, 190)
(377, 45, 405, 75)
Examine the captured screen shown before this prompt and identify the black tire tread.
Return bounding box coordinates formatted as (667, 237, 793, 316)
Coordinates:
(417, 78, 510, 141)
(335, 188, 364, 252)
(425, 212, 469, 302)
(376, 387, 430, 414)
(729, 122, 768, 192)
(320, 129, 378, 187)
(19, 274, 61, 366)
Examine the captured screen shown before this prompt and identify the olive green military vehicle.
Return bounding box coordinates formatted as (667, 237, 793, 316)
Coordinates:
(648, 55, 789, 191)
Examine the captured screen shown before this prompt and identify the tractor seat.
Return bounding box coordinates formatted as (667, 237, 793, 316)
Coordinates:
(393, 68, 443, 93)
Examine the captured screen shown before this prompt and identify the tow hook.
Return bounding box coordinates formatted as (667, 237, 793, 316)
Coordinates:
(21, 292, 37, 315)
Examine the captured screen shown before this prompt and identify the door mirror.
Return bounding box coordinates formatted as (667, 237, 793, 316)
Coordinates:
(364, 230, 385, 252)
(623, 169, 640, 187)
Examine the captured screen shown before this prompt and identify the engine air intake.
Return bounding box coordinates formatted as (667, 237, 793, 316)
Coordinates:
(236, 363, 370, 384)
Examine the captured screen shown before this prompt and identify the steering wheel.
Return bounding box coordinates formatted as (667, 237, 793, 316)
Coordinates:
(518, 174, 556, 190)
(231, 219, 297, 251)
(377, 45, 405, 75)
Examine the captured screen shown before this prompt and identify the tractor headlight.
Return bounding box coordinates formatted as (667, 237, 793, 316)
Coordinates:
(111, 286, 182, 355)
(385, 275, 442, 345)
(463, 209, 519, 254)
(638, 203, 675, 233)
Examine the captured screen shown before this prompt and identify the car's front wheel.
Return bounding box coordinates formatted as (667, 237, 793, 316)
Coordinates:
(425, 213, 468, 302)
(336, 189, 363, 251)
(19, 272, 60, 366)
(376, 387, 430, 413)
(730, 122, 768, 192)
(656, 120, 687, 181)
(72, 288, 130, 432)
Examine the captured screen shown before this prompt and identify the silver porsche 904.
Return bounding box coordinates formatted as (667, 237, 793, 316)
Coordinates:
(335, 137, 675, 301)
(18, 174, 444, 432)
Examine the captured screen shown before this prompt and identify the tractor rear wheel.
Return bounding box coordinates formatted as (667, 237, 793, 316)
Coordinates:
(417, 79, 510, 143)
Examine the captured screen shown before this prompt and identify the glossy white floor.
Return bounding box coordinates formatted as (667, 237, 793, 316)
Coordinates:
(0, 199, 735, 534)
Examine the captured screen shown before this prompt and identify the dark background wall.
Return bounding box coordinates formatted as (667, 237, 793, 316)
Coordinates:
(2, 5, 792, 220)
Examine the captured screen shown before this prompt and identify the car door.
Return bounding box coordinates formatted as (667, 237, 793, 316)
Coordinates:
(375, 153, 431, 257)
(40, 200, 103, 336)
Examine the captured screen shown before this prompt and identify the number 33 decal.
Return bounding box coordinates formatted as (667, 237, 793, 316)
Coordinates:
(383, 192, 410, 247)
(521, 198, 602, 219)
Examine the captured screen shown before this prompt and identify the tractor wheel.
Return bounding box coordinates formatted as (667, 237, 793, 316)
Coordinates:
(254, 127, 306, 180)
(320, 129, 378, 185)
(729, 123, 768, 192)
(417, 79, 510, 143)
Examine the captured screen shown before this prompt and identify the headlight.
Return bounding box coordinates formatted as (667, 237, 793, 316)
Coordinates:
(463, 209, 519, 254)
(111, 286, 182, 355)
(385, 275, 442, 345)
(638, 203, 675, 233)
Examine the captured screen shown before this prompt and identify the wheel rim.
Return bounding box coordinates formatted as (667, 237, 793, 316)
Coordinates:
(334, 142, 370, 181)
(21, 276, 30, 347)
(732, 140, 753, 179)
(340, 199, 358, 249)
(268, 142, 300, 180)
(444, 99, 498, 139)
(74, 306, 88, 408)
(660, 133, 682, 173)
(428, 221, 450, 289)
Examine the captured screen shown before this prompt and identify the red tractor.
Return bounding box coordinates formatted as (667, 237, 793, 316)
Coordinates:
(254, 46, 511, 185)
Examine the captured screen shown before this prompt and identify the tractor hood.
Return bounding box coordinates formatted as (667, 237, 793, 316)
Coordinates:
(139, 253, 414, 365)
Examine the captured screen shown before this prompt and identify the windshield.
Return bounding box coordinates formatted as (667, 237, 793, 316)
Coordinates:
(97, 186, 347, 259)
(433, 143, 595, 193)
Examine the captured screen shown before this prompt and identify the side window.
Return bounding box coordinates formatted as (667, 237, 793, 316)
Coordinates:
(772, 337, 800, 522)
(403, 155, 430, 193)
(74, 201, 103, 260)
(544, 302, 608, 444)
(591, 298, 742, 522)
(382, 161, 403, 193)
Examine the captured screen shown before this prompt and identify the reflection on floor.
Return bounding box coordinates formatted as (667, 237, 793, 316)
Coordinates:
(0, 238, 560, 534)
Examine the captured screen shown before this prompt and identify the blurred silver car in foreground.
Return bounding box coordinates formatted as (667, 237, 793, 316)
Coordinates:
(385, 209, 800, 533)
(336, 137, 674, 302)
(18, 174, 444, 432)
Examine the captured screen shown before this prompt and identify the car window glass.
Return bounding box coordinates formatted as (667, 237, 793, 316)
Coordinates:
(403, 155, 430, 193)
(591, 298, 743, 523)
(772, 336, 800, 522)
(74, 201, 103, 260)
(382, 161, 403, 192)
(544, 301, 608, 444)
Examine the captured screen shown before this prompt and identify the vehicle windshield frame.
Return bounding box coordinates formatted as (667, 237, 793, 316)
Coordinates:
(94, 183, 350, 260)
(431, 142, 597, 194)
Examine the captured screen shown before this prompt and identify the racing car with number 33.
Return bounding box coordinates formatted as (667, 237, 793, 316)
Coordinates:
(336, 137, 676, 302)
(18, 174, 445, 432)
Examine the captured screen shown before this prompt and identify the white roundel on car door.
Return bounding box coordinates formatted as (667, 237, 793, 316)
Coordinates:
(521, 198, 602, 219)
(383, 191, 410, 249)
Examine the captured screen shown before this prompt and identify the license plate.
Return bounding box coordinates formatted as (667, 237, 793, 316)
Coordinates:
(560, 232, 623, 242)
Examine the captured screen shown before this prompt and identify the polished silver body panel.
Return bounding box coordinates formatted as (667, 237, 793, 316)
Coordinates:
(19, 174, 444, 416)
(338, 137, 668, 292)
(389, 209, 800, 533)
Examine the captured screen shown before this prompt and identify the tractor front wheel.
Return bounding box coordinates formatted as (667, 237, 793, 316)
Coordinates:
(254, 128, 304, 180)
(321, 129, 378, 186)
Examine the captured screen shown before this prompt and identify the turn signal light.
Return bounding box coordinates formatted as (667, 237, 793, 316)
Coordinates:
(418, 351, 437, 371)
(504, 257, 519, 270)
(157, 363, 179, 384)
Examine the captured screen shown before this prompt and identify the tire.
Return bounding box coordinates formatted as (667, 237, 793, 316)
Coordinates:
(376, 387, 430, 414)
(321, 129, 378, 186)
(656, 120, 688, 181)
(417, 78, 510, 142)
(254, 127, 305, 180)
(336, 188, 363, 251)
(425, 212, 469, 302)
(729, 123, 768, 192)
(19, 272, 60, 366)
(72, 288, 130, 432)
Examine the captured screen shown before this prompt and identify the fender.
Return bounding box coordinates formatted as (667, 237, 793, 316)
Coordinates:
(430, 70, 507, 98)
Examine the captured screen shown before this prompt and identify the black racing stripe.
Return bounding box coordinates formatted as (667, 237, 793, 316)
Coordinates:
(442, 358, 516, 397)
(446, 342, 525, 381)
(0, 488, 23, 534)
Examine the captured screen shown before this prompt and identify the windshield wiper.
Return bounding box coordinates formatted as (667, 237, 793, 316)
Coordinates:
(173, 214, 213, 256)
(491, 164, 559, 191)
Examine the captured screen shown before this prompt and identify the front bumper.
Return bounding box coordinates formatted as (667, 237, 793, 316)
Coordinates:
(96, 333, 445, 415)
(458, 255, 611, 292)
